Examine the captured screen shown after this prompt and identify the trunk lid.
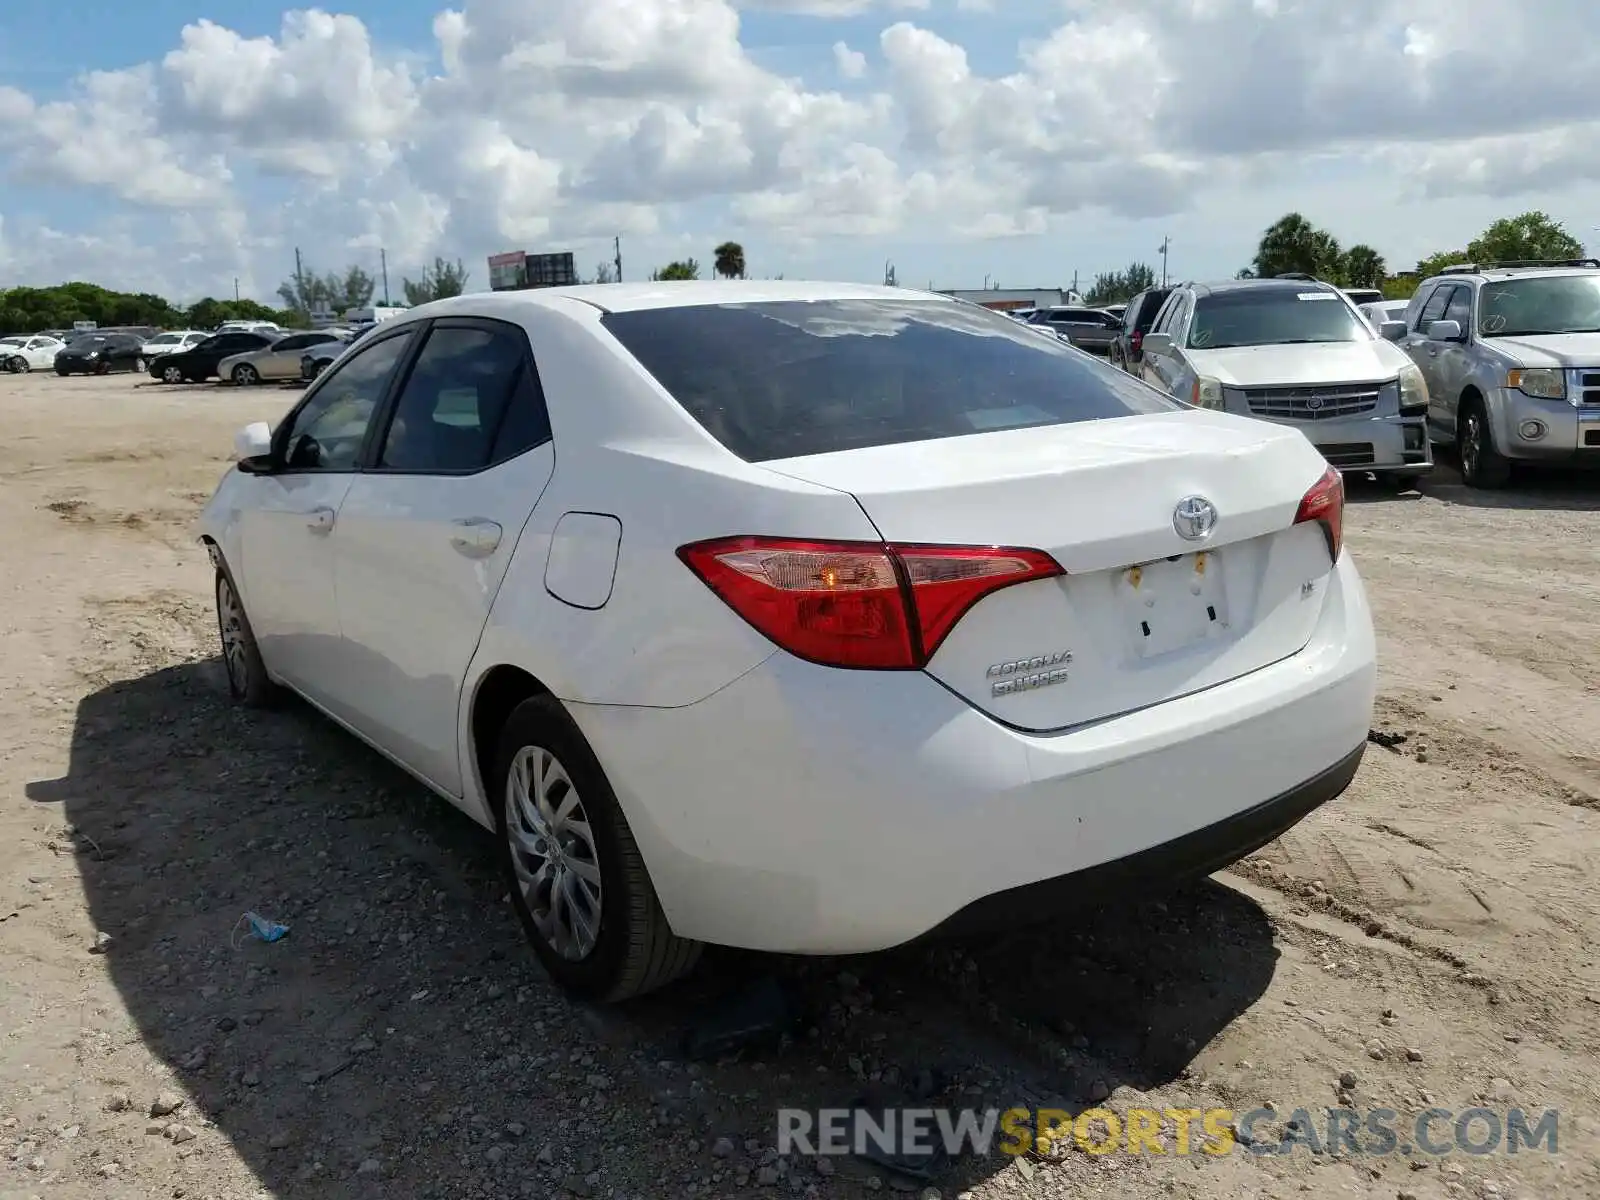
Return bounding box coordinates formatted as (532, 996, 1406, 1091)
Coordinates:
(761, 411, 1337, 731)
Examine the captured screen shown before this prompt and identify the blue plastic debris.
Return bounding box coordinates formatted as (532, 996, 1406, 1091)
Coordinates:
(242, 912, 289, 942)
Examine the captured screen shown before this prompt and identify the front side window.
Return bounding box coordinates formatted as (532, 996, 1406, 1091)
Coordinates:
(377, 324, 531, 472)
(1477, 275, 1600, 336)
(1186, 289, 1370, 349)
(601, 298, 1179, 463)
(1414, 286, 1450, 331)
(1442, 286, 1473, 333)
(280, 332, 414, 471)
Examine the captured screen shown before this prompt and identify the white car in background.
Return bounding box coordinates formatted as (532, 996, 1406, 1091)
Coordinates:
(0, 334, 66, 372)
(142, 330, 208, 358)
(1358, 300, 1409, 332)
(201, 281, 1377, 1002)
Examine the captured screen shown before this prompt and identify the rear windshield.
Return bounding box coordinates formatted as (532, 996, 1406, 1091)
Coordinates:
(601, 298, 1179, 462)
(1187, 289, 1370, 349)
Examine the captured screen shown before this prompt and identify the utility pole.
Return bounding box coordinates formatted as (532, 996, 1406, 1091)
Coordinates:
(380, 249, 390, 306)
(233, 278, 239, 302)
(1159, 235, 1171, 287)
(614, 236, 623, 283)
(1071, 269, 1079, 298)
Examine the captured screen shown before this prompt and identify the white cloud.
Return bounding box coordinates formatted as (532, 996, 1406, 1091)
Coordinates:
(1, 0, 1598, 301)
(833, 41, 867, 79)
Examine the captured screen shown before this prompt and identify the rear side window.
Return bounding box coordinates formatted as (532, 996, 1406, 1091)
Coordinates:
(601, 298, 1179, 463)
(377, 324, 528, 471)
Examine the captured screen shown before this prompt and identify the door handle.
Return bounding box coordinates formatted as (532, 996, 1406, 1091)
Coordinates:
(449, 517, 502, 557)
(306, 506, 335, 534)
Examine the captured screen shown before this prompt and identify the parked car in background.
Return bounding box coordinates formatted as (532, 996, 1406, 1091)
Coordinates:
(1393, 259, 1600, 487)
(1102, 303, 1128, 322)
(0, 333, 66, 372)
(215, 320, 283, 335)
(151, 330, 282, 384)
(53, 332, 149, 375)
(1138, 277, 1432, 488)
(1358, 300, 1410, 332)
(301, 324, 378, 379)
(202, 280, 1375, 1002)
(219, 330, 348, 385)
(1108, 286, 1173, 373)
(1342, 288, 1385, 308)
(142, 330, 208, 358)
(1026, 306, 1121, 354)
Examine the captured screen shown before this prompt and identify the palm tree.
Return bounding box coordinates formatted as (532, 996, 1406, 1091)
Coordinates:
(1252, 213, 1343, 281)
(1342, 245, 1386, 289)
(713, 242, 746, 280)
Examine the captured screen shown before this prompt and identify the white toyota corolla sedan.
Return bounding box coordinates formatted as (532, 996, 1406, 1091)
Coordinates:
(199, 281, 1376, 1001)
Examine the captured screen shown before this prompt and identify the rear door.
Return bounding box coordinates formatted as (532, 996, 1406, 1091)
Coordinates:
(328, 318, 555, 794)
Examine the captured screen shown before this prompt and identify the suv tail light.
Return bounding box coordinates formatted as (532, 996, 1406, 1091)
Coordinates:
(1130, 330, 1144, 354)
(1294, 465, 1345, 561)
(677, 537, 1065, 670)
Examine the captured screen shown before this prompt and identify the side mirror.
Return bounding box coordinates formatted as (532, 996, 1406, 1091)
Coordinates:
(1427, 319, 1463, 343)
(234, 421, 272, 463)
(1379, 320, 1407, 342)
(1141, 332, 1173, 355)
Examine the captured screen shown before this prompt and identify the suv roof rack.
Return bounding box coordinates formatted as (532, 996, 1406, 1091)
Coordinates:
(1438, 258, 1600, 275)
(1273, 271, 1318, 281)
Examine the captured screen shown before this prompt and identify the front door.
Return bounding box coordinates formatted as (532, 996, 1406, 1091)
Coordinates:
(330, 319, 555, 794)
(1404, 284, 1454, 442)
(235, 328, 418, 708)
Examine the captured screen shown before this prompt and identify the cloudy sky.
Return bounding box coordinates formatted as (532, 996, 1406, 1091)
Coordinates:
(1, 0, 1596, 305)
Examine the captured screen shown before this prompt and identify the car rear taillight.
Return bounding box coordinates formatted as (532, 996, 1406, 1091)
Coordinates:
(1294, 465, 1345, 561)
(677, 536, 1065, 669)
(1130, 330, 1143, 354)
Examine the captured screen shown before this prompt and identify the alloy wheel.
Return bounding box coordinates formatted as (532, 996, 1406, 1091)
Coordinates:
(1461, 414, 1482, 480)
(505, 745, 604, 961)
(162, 365, 183, 384)
(216, 575, 249, 695)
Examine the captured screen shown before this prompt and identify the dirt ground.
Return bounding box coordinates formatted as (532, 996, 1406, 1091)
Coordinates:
(2, 370, 1598, 1200)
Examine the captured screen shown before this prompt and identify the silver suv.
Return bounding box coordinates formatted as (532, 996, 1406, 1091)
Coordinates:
(1137, 278, 1433, 488)
(1388, 259, 1600, 487)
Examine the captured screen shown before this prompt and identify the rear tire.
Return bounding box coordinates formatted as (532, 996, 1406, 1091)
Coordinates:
(492, 695, 701, 1002)
(1457, 399, 1511, 489)
(232, 363, 259, 386)
(133, 356, 146, 374)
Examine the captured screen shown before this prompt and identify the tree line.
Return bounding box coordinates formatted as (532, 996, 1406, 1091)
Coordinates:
(1240, 209, 1586, 298)
(647, 242, 753, 282)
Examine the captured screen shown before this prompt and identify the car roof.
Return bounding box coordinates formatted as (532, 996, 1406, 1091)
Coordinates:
(406, 280, 955, 318)
(1427, 265, 1600, 284)
(1183, 278, 1342, 299)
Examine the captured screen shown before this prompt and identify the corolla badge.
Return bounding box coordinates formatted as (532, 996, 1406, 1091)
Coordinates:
(1173, 495, 1218, 541)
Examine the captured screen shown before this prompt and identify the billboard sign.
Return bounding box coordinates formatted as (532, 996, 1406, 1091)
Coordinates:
(488, 250, 527, 291)
(488, 249, 578, 291)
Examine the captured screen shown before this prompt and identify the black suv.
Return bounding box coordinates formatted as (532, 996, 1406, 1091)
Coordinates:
(1108, 287, 1172, 373)
(150, 330, 281, 384)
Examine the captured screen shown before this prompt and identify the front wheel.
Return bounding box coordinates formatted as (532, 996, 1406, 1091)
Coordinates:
(160, 364, 184, 384)
(55, 366, 71, 376)
(493, 695, 701, 1002)
(1457, 403, 1511, 488)
(215, 571, 279, 707)
(4, 355, 29, 373)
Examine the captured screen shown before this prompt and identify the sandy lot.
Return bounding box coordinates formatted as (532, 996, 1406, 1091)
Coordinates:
(2, 370, 1598, 1200)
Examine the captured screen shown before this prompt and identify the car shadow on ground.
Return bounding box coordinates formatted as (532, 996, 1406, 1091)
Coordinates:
(1344, 462, 1600, 510)
(29, 660, 1279, 1197)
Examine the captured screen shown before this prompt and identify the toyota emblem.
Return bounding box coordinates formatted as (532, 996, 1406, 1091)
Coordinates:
(1173, 495, 1218, 541)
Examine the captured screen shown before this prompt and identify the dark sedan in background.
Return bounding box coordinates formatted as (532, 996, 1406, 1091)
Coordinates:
(53, 333, 149, 375)
(150, 329, 281, 383)
(1026, 306, 1122, 355)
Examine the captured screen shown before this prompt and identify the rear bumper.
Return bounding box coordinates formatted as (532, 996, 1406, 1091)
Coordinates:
(925, 742, 1363, 941)
(569, 554, 1377, 955)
